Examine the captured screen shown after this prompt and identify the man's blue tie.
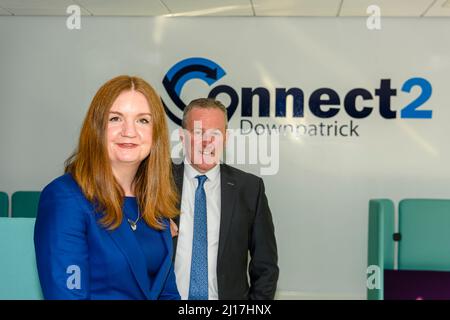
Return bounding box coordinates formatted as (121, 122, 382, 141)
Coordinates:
(189, 175, 208, 300)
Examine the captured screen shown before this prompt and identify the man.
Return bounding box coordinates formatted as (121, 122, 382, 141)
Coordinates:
(172, 98, 279, 300)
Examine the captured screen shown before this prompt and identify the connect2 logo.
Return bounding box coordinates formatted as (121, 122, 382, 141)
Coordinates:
(162, 57, 433, 137)
(162, 57, 233, 126)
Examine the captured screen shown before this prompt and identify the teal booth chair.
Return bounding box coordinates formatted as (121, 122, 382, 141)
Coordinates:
(11, 191, 41, 218)
(0, 217, 43, 299)
(0, 192, 8, 217)
(368, 198, 450, 300)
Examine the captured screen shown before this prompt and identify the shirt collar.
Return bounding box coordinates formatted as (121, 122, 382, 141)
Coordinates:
(183, 158, 220, 182)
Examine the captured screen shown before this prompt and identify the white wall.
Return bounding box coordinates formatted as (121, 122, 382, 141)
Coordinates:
(2, 16, 450, 299)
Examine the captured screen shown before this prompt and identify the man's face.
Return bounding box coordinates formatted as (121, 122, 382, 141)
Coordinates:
(181, 107, 227, 173)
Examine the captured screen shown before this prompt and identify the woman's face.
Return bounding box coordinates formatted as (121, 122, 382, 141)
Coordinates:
(107, 90, 153, 171)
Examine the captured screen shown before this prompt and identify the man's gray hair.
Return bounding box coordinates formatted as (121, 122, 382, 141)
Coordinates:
(182, 98, 228, 129)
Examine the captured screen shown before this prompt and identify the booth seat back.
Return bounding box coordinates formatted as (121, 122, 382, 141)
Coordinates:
(0, 192, 8, 217)
(11, 191, 41, 218)
(0, 217, 43, 299)
(398, 199, 450, 271)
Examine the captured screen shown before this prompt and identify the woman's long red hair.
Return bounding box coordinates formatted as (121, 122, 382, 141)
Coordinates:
(65, 75, 178, 230)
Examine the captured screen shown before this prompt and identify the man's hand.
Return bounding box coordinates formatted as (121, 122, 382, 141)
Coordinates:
(170, 219, 179, 238)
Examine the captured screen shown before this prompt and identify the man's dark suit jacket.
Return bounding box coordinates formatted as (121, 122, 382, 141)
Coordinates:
(172, 162, 279, 300)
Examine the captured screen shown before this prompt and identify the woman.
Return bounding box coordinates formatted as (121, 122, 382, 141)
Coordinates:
(34, 75, 180, 299)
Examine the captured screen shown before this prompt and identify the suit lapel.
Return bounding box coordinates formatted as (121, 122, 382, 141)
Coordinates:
(149, 219, 173, 299)
(105, 219, 152, 300)
(217, 164, 237, 261)
(172, 162, 184, 255)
